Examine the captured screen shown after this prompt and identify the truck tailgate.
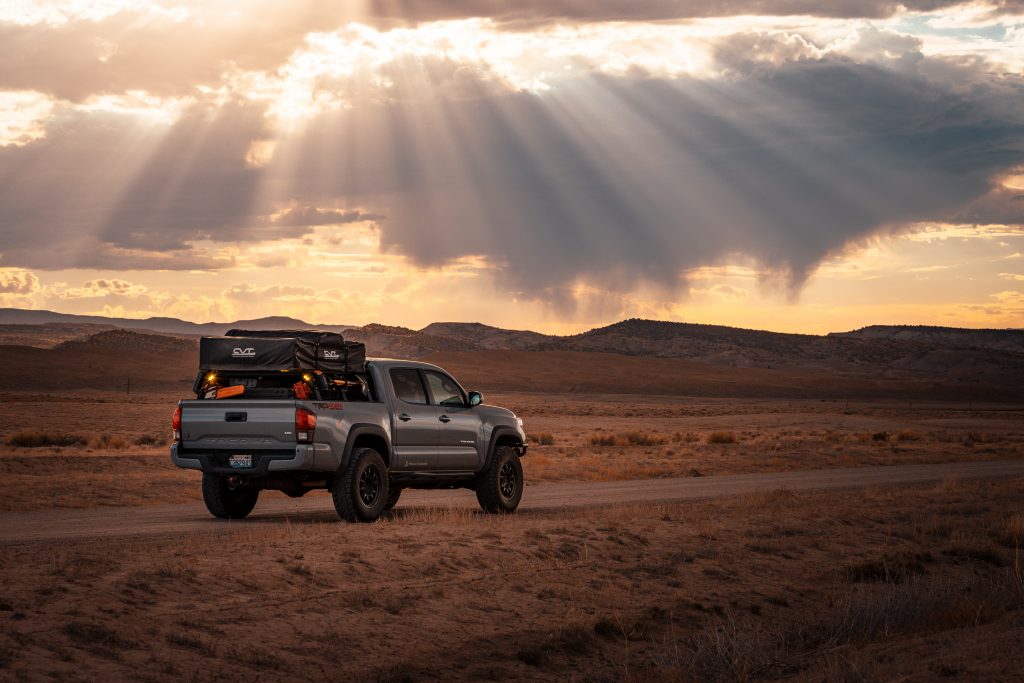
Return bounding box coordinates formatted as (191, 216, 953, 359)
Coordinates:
(180, 399, 297, 451)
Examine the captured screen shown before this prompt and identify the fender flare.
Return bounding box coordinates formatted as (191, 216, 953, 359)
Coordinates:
(483, 426, 525, 471)
(341, 424, 392, 471)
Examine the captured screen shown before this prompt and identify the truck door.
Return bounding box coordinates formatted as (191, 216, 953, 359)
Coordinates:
(388, 367, 438, 470)
(424, 370, 481, 471)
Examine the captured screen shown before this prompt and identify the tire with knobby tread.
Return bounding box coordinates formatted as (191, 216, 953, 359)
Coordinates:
(384, 487, 402, 511)
(475, 445, 523, 514)
(201, 473, 259, 519)
(333, 447, 388, 522)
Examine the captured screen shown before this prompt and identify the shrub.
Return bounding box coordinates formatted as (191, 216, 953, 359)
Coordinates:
(588, 431, 667, 447)
(842, 553, 931, 583)
(673, 431, 701, 443)
(63, 621, 136, 649)
(87, 434, 131, 450)
(134, 433, 166, 446)
(895, 430, 923, 442)
(529, 432, 555, 446)
(706, 431, 737, 444)
(593, 618, 618, 638)
(7, 430, 87, 448)
(997, 514, 1024, 548)
(871, 431, 889, 442)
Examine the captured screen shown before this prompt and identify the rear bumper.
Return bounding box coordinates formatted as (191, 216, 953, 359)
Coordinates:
(170, 443, 339, 475)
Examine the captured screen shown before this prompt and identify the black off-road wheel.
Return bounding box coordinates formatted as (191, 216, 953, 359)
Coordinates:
(332, 447, 388, 522)
(475, 445, 523, 514)
(201, 473, 259, 519)
(384, 487, 403, 511)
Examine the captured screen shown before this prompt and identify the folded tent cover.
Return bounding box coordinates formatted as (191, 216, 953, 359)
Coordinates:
(199, 329, 366, 372)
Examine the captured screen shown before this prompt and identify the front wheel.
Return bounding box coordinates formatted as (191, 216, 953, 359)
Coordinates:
(201, 473, 259, 519)
(475, 446, 523, 514)
(384, 487, 403, 511)
(332, 447, 389, 522)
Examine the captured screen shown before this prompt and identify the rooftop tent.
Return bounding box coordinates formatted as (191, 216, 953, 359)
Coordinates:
(199, 330, 366, 373)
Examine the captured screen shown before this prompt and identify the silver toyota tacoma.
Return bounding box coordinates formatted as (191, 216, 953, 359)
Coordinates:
(171, 331, 527, 522)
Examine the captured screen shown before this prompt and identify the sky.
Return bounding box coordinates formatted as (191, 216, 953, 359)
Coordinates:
(0, 0, 1022, 334)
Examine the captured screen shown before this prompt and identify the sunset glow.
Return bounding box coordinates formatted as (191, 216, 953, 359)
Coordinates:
(1, 0, 1022, 332)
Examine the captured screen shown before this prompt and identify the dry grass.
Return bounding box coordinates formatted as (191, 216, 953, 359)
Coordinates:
(134, 433, 167, 446)
(588, 430, 667, 447)
(7, 430, 87, 448)
(895, 429, 924, 441)
(528, 432, 556, 446)
(706, 431, 737, 444)
(686, 568, 1022, 681)
(2, 389, 1023, 508)
(86, 434, 132, 450)
(3, 477, 1024, 681)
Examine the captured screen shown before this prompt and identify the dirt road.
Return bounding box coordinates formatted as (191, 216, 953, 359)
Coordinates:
(3, 459, 1021, 544)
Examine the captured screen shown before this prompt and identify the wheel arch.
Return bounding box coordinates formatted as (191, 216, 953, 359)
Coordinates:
(483, 426, 526, 471)
(341, 424, 392, 471)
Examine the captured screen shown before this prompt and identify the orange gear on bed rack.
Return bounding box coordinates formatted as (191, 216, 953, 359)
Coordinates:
(292, 381, 312, 400)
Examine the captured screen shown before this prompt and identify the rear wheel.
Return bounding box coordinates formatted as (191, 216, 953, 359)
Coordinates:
(475, 445, 523, 514)
(384, 487, 403, 511)
(332, 447, 388, 522)
(201, 473, 259, 519)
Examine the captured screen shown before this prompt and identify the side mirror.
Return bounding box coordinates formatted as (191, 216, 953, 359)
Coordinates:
(467, 391, 483, 407)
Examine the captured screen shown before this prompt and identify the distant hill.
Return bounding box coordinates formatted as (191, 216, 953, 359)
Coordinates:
(0, 323, 117, 349)
(0, 309, 1022, 399)
(829, 325, 1024, 353)
(0, 308, 353, 337)
(419, 322, 557, 351)
(54, 329, 198, 355)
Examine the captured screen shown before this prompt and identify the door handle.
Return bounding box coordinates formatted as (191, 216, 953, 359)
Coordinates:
(398, 413, 412, 422)
(439, 415, 451, 423)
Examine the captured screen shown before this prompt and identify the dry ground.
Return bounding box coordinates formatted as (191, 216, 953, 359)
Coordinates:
(0, 390, 1021, 511)
(1, 477, 1023, 681)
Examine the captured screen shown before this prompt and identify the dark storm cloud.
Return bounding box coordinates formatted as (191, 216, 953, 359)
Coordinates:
(277, 57, 1024, 299)
(952, 186, 1024, 225)
(1, 53, 1023, 302)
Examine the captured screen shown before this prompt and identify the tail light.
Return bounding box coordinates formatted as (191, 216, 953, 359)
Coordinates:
(172, 406, 182, 442)
(295, 408, 317, 443)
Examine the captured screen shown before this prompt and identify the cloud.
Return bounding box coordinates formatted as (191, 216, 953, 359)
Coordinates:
(268, 207, 384, 227)
(694, 284, 750, 301)
(0, 28, 1022, 310)
(951, 186, 1024, 225)
(0, 99, 272, 268)
(61, 278, 147, 299)
(365, 0, 1022, 24)
(223, 283, 317, 302)
(2, 1, 1020, 110)
(0, 267, 39, 294)
(0, 4, 361, 101)
(297, 55, 1024, 301)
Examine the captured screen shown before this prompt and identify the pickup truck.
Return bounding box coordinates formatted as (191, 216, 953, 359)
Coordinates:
(171, 339, 528, 522)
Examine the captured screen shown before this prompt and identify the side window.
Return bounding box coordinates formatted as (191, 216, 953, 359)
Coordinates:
(425, 371, 465, 407)
(390, 368, 427, 405)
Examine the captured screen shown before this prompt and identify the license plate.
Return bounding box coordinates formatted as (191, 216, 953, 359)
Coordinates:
(229, 454, 252, 469)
